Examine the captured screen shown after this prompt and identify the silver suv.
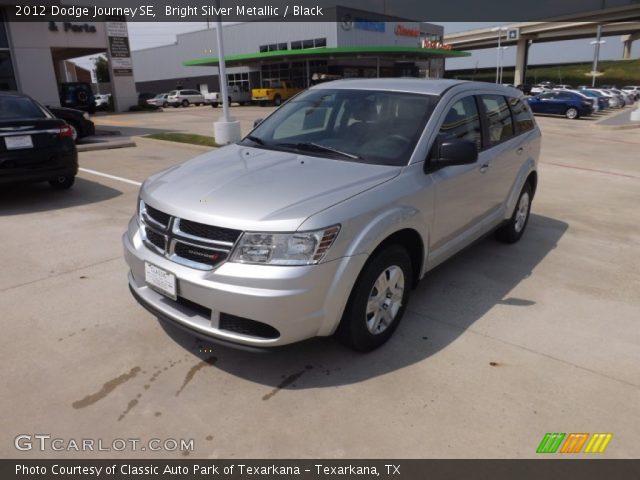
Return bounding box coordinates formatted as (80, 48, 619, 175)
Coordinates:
(167, 89, 205, 107)
(123, 79, 540, 351)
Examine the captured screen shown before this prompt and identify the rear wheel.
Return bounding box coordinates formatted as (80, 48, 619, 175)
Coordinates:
(162, 101, 168, 108)
(565, 107, 579, 119)
(336, 245, 412, 352)
(495, 182, 532, 243)
(181, 99, 189, 107)
(49, 175, 75, 190)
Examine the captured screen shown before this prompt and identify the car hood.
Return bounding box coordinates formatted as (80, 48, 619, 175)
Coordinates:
(141, 144, 400, 231)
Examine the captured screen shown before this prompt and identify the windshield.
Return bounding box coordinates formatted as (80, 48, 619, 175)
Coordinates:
(241, 88, 438, 166)
(0, 95, 48, 121)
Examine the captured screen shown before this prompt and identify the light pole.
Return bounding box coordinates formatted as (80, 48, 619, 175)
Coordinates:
(491, 26, 508, 84)
(89, 55, 100, 94)
(590, 25, 606, 88)
(498, 46, 509, 84)
(212, 0, 241, 144)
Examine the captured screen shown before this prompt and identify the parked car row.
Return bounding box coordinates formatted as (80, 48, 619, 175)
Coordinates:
(524, 83, 637, 119)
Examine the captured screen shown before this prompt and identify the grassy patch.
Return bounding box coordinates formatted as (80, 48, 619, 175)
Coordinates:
(145, 132, 219, 147)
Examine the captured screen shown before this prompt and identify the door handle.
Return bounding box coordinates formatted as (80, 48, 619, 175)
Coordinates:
(479, 164, 489, 173)
(516, 147, 524, 154)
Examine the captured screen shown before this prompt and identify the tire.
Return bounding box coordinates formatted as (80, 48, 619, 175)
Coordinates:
(211, 103, 218, 108)
(162, 102, 168, 108)
(273, 95, 282, 106)
(336, 245, 413, 352)
(565, 107, 579, 119)
(181, 99, 189, 107)
(49, 175, 75, 190)
(495, 182, 533, 244)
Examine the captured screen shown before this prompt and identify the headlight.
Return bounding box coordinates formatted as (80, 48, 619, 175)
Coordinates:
(83, 112, 90, 120)
(230, 225, 340, 265)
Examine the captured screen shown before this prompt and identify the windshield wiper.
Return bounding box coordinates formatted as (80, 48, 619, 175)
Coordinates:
(275, 142, 360, 160)
(245, 134, 265, 145)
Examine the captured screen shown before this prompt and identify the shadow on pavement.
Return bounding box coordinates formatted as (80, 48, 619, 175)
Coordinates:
(159, 213, 568, 391)
(0, 177, 122, 215)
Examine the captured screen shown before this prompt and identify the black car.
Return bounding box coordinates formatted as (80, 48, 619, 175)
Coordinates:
(0, 92, 78, 189)
(59, 82, 96, 114)
(47, 105, 95, 142)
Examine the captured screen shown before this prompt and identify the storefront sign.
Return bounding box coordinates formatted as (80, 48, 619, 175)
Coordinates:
(48, 22, 96, 33)
(354, 18, 386, 33)
(421, 39, 452, 50)
(395, 24, 420, 37)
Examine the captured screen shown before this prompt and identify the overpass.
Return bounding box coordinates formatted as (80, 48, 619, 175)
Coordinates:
(444, 4, 640, 85)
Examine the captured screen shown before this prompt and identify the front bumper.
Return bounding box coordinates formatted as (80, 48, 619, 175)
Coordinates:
(123, 217, 367, 348)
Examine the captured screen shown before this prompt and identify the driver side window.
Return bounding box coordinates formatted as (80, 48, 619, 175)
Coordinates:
(438, 96, 482, 151)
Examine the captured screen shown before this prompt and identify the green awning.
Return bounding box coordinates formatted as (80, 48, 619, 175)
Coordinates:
(183, 45, 470, 67)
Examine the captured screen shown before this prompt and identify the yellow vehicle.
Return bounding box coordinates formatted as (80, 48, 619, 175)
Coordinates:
(251, 80, 302, 106)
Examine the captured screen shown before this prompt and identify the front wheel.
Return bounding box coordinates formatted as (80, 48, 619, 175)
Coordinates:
(565, 107, 579, 119)
(336, 245, 413, 352)
(181, 99, 189, 107)
(273, 95, 282, 106)
(495, 182, 532, 244)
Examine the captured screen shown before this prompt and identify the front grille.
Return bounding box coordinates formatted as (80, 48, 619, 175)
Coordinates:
(146, 205, 170, 227)
(140, 204, 240, 270)
(179, 219, 241, 243)
(219, 313, 280, 339)
(174, 242, 227, 267)
(144, 227, 165, 250)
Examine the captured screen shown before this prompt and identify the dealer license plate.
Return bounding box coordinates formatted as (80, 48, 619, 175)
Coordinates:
(145, 262, 177, 300)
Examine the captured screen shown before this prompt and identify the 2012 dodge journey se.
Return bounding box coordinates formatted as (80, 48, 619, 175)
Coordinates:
(123, 79, 540, 351)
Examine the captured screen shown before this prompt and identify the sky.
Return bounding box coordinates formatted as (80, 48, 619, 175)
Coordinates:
(74, 22, 634, 74)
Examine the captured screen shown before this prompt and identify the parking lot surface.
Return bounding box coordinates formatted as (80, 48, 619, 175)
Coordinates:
(2, 106, 639, 458)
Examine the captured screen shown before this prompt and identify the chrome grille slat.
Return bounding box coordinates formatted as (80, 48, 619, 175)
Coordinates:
(140, 203, 240, 270)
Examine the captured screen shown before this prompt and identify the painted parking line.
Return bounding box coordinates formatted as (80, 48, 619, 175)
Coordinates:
(79, 168, 142, 186)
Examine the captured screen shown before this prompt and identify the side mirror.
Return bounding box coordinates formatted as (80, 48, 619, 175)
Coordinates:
(426, 139, 477, 173)
(253, 118, 263, 128)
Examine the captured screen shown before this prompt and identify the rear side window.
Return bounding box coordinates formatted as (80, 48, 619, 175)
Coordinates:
(0, 95, 47, 121)
(480, 95, 514, 145)
(438, 96, 482, 151)
(508, 97, 535, 134)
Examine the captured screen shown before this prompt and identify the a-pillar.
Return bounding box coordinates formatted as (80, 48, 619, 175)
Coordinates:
(513, 37, 531, 86)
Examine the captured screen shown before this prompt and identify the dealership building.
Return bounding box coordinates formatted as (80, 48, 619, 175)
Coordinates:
(0, 7, 138, 111)
(132, 14, 469, 95)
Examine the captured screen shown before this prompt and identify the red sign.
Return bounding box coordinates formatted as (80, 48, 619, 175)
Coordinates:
(421, 39, 452, 50)
(394, 24, 420, 37)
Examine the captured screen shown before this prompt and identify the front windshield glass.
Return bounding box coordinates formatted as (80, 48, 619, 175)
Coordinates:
(241, 88, 438, 166)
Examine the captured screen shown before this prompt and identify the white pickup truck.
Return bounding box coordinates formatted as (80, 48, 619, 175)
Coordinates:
(205, 85, 251, 107)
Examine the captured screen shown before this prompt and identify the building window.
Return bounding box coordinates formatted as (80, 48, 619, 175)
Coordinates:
(302, 39, 314, 49)
(278, 42, 287, 51)
(291, 41, 302, 50)
(259, 45, 268, 53)
(314, 38, 326, 47)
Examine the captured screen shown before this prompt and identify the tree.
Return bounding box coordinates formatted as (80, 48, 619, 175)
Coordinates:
(93, 55, 110, 83)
